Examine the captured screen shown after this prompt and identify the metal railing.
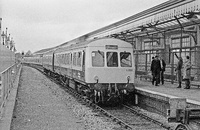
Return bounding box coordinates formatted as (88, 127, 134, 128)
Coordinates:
(0, 63, 21, 118)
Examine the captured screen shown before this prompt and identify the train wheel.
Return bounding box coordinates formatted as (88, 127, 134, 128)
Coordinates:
(65, 78, 69, 86)
(48, 71, 51, 76)
(74, 82, 78, 91)
(59, 76, 63, 83)
(175, 124, 188, 130)
(90, 92, 95, 103)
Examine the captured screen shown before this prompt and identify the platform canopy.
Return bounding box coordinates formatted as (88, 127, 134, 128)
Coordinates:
(82, 0, 200, 40)
(35, 0, 200, 53)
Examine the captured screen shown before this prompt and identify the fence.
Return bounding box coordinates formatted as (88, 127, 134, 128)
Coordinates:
(0, 63, 21, 118)
(135, 50, 200, 84)
(0, 44, 15, 73)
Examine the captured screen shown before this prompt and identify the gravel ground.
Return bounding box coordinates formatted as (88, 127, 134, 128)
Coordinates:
(10, 66, 120, 130)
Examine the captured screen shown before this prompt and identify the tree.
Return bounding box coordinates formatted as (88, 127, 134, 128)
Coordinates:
(25, 50, 32, 56)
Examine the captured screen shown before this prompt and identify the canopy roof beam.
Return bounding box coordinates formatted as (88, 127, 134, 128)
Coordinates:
(174, 16, 184, 29)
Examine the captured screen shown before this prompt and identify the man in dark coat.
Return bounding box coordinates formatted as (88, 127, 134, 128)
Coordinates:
(175, 56, 183, 88)
(160, 57, 166, 85)
(183, 56, 191, 89)
(151, 56, 161, 86)
(151, 57, 155, 85)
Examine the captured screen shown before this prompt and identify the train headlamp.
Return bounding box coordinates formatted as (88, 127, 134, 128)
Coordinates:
(11, 70, 15, 74)
(94, 76, 99, 83)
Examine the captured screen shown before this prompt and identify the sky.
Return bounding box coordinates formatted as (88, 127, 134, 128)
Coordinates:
(1, 0, 168, 53)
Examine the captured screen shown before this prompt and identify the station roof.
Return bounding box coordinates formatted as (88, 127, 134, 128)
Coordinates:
(35, 0, 200, 54)
(86, 0, 200, 39)
(34, 47, 55, 54)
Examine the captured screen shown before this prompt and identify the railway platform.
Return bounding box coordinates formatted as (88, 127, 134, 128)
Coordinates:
(134, 77, 200, 117)
(135, 78, 200, 104)
(134, 78, 200, 130)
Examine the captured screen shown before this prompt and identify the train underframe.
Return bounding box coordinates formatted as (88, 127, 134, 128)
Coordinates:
(88, 82, 135, 105)
(44, 68, 135, 105)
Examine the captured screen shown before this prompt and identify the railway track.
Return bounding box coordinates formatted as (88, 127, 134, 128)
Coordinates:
(123, 105, 171, 129)
(103, 105, 171, 130)
(26, 64, 172, 130)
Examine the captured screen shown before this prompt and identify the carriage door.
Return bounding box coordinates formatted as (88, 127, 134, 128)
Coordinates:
(82, 50, 85, 72)
(70, 53, 73, 77)
(52, 53, 55, 72)
(70, 53, 73, 68)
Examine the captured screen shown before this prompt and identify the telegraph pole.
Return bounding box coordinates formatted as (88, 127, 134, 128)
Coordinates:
(0, 18, 2, 45)
(5, 27, 8, 47)
(2, 31, 4, 45)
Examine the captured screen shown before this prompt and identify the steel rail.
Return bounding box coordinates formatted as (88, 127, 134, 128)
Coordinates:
(123, 104, 172, 130)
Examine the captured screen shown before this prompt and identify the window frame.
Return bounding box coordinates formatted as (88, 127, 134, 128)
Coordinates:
(91, 51, 105, 67)
(106, 51, 118, 67)
(120, 52, 132, 67)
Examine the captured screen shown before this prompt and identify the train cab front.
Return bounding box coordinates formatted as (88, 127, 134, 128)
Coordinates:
(87, 73, 135, 105)
(86, 42, 135, 105)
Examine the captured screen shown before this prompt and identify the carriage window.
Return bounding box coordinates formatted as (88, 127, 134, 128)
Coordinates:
(64, 53, 68, 65)
(73, 52, 76, 66)
(120, 52, 132, 67)
(77, 52, 82, 67)
(107, 52, 118, 67)
(66, 53, 70, 65)
(62, 54, 65, 64)
(92, 51, 104, 67)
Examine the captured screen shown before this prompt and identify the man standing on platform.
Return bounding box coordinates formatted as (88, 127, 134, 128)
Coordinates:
(175, 56, 183, 88)
(151, 55, 161, 86)
(150, 56, 155, 85)
(160, 56, 166, 85)
(183, 56, 191, 89)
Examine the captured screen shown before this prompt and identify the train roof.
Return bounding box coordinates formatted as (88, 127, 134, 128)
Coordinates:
(54, 38, 133, 53)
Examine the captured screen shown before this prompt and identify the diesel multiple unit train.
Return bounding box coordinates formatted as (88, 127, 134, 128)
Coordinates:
(24, 38, 135, 104)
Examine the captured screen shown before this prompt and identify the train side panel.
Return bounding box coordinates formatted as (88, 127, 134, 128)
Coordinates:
(54, 47, 86, 83)
(42, 54, 54, 72)
(23, 56, 42, 66)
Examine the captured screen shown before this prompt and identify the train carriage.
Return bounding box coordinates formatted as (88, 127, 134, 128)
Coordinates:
(52, 38, 135, 104)
(42, 50, 55, 74)
(23, 56, 42, 66)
